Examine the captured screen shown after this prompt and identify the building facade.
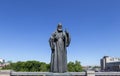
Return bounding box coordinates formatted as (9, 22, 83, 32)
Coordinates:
(0, 58, 5, 63)
(101, 56, 120, 71)
(0, 58, 5, 67)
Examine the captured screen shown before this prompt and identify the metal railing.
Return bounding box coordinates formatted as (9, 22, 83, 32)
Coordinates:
(11, 72, 86, 76)
(1, 70, 120, 76)
(95, 72, 120, 76)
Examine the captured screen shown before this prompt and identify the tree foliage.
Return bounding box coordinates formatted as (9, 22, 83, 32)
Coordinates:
(2, 60, 82, 72)
(68, 60, 82, 72)
(3, 61, 50, 72)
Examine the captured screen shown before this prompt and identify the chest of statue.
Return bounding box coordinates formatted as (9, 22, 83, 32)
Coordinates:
(55, 32, 65, 40)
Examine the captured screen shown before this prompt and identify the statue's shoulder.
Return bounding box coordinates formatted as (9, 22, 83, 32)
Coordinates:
(53, 31, 58, 34)
(51, 31, 57, 36)
(62, 31, 66, 36)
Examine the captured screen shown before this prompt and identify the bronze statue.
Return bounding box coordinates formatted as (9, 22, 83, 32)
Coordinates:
(49, 23, 71, 73)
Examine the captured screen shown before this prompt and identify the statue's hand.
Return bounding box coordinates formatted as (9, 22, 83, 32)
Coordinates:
(52, 33, 57, 42)
(54, 37, 58, 42)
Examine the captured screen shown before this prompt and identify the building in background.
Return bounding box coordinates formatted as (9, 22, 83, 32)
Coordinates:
(0, 58, 5, 64)
(101, 56, 120, 71)
(0, 58, 5, 68)
(82, 66, 101, 72)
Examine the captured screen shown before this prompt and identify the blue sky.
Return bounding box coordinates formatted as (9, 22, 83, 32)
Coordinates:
(0, 0, 120, 66)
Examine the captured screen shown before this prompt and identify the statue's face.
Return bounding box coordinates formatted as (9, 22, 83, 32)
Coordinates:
(57, 24, 63, 32)
(58, 25, 62, 29)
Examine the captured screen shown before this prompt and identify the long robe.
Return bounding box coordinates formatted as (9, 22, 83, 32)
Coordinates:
(49, 30, 70, 73)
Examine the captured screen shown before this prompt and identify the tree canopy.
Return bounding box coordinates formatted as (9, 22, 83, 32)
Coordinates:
(2, 60, 82, 72)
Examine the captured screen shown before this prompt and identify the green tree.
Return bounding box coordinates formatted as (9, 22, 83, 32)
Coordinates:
(67, 61, 75, 72)
(67, 60, 83, 72)
(74, 61, 82, 72)
(39, 62, 47, 72)
(2, 60, 82, 72)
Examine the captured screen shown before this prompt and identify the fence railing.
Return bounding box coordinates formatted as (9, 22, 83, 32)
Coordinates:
(95, 72, 120, 76)
(1, 70, 120, 76)
(11, 72, 86, 76)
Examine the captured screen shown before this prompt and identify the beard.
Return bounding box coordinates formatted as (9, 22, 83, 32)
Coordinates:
(57, 28, 63, 32)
